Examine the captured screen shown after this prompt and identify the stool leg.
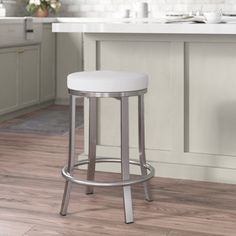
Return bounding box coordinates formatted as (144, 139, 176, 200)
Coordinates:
(121, 97, 134, 224)
(138, 95, 152, 202)
(60, 95, 77, 216)
(86, 97, 97, 194)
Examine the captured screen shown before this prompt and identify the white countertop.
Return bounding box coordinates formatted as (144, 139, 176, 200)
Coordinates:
(50, 17, 236, 35)
(0, 17, 58, 24)
(52, 22, 236, 35)
(0, 17, 137, 24)
(2, 17, 236, 35)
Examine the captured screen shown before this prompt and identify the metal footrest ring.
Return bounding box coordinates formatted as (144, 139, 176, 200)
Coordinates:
(62, 157, 155, 187)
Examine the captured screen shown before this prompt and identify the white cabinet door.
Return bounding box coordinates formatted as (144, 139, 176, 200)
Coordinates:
(40, 24, 56, 102)
(0, 45, 40, 116)
(0, 48, 18, 115)
(19, 46, 40, 107)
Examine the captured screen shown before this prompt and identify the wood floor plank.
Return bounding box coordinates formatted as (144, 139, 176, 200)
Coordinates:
(168, 230, 224, 236)
(0, 106, 236, 235)
(24, 225, 169, 236)
(0, 220, 33, 236)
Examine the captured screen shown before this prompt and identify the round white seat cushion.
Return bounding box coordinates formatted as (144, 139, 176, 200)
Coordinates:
(67, 71, 148, 93)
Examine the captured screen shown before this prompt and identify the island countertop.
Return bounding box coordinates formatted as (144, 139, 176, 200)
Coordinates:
(52, 17, 236, 35)
(1, 16, 236, 35)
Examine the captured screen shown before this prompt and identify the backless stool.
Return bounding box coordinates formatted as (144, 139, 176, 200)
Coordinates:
(60, 71, 155, 224)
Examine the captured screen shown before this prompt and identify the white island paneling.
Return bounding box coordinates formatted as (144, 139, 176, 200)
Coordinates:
(53, 22, 236, 184)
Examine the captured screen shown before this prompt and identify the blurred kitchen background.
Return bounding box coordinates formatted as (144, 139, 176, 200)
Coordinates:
(6, 0, 236, 17)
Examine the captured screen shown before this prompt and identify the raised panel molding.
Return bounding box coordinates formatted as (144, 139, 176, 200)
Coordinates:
(185, 43, 236, 157)
(20, 46, 40, 107)
(0, 48, 18, 115)
(97, 40, 173, 151)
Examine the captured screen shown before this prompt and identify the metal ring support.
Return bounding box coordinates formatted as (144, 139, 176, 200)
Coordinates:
(62, 157, 155, 187)
(68, 89, 147, 98)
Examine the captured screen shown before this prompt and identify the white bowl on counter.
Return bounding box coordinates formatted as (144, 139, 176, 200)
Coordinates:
(204, 12, 222, 24)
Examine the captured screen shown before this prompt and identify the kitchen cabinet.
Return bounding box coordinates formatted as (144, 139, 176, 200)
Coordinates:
(40, 24, 56, 102)
(0, 45, 40, 115)
(0, 23, 56, 117)
(56, 32, 82, 104)
(0, 48, 18, 114)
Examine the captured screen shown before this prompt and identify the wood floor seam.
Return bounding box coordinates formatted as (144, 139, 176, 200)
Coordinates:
(21, 225, 36, 236)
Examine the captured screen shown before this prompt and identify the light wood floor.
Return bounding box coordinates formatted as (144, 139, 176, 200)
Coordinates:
(0, 117, 236, 235)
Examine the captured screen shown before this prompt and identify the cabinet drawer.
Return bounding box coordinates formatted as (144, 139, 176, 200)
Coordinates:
(0, 23, 42, 47)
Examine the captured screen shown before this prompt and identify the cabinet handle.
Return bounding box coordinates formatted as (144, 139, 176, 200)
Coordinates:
(17, 49, 25, 54)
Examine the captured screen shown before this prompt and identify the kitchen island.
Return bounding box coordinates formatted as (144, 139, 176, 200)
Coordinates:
(53, 21, 236, 184)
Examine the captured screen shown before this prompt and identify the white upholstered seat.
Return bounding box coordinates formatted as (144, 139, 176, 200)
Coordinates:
(67, 70, 148, 92)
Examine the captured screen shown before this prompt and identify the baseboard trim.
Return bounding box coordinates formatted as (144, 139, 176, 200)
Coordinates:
(55, 97, 83, 106)
(0, 100, 55, 122)
(78, 153, 236, 185)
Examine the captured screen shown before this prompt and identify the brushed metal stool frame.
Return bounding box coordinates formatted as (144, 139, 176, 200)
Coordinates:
(60, 88, 155, 224)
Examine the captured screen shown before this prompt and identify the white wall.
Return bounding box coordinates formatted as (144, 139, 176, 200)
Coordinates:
(10, 0, 236, 17)
(59, 0, 236, 17)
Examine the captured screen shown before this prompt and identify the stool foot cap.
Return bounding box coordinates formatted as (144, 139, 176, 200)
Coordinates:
(125, 221, 134, 224)
(60, 212, 67, 216)
(146, 198, 153, 202)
